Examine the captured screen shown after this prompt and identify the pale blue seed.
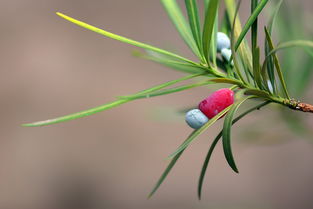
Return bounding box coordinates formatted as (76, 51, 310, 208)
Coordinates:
(221, 48, 234, 66)
(217, 32, 230, 52)
(185, 109, 209, 129)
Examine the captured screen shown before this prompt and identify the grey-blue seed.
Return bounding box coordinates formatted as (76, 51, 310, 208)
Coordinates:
(185, 109, 209, 129)
(217, 32, 231, 52)
(221, 48, 234, 66)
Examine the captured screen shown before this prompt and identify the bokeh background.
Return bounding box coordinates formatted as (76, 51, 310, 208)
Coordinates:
(0, 0, 313, 209)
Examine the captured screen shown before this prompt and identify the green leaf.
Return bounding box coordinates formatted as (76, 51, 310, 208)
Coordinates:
(148, 144, 186, 198)
(229, 0, 247, 84)
(168, 104, 232, 159)
(267, 0, 283, 35)
(161, 0, 203, 60)
(251, 0, 258, 51)
(185, 0, 202, 51)
(210, 78, 243, 86)
(268, 40, 313, 56)
(133, 50, 205, 74)
(222, 96, 254, 173)
(117, 80, 216, 100)
(202, 0, 219, 63)
(23, 99, 130, 127)
(225, 0, 253, 81)
(210, 10, 219, 67)
(264, 27, 290, 99)
(24, 78, 219, 127)
(252, 47, 263, 89)
(119, 72, 205, 99)
(235, 0, 269, 51)
(198, 101, 270, 199)
(56, 12, 196, 65)
(244, 89, 271, 99)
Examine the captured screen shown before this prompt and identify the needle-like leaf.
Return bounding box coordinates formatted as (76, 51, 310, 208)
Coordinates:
(56, 12, 196, 65)
(202, 0, 219, 64)
(235, 0, 269, 51)
(148, 144, 186, 198)
(198, 101, 270, 199)
(185, 0, 202, 51)
(222, 96, 255, 173)
(161, 0, 203, 60)
(119, 72, 205, 99)
(133, 50, 206, 74)
(264, 28, 290, 99)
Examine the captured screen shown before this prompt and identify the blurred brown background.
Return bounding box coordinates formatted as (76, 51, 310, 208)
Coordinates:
(0, 0, 313, 209)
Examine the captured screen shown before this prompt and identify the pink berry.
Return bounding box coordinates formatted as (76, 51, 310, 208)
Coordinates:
(198, 88, 234, 119)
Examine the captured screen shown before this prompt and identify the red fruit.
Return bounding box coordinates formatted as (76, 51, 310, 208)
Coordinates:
(198, 88, 234, 119)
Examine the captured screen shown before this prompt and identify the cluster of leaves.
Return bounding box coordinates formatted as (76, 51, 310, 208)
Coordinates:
(23, 0, 313, 198)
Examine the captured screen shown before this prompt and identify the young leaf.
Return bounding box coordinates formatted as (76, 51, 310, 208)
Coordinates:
(168, 104, 232, 159)
(56, 12, 196, 65)
(222, 96, 255, 173)
(198, 101, 270, 199)
(161, 0, 203, 60)
(202, 0, 219, 63)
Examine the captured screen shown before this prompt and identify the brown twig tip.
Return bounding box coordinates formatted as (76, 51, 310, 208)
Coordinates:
(286, 99, 313, 113)
(297, 102, 313, 113)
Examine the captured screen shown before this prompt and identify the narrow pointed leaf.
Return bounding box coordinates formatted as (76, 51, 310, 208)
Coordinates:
(148, 145, 186, 198)
(268, 40, 313, 56)
(56, 12, 195, 64)
(252, 47, 263, 89)
(169, 104, 232, 159)
(185, 0, 202, 50)
(264, 28, 290, 99)
(198, 101, 270, 199)
(210, 10, 218, 67)
(265, 0, 282, 94)
(222, 96, 254, 173)
(133, 50, 205, 74)
(210, 78, 243, 86)
(119, 72, 205, 99)
(23, 99, 130, 127)
(235, 0, 269, 51)
(117, 80, 216, 100)
(225, 0, 253, 78)
(161, 0, 203, 60)
(202, 0, 219, 63)
(267, 0, 283, 34)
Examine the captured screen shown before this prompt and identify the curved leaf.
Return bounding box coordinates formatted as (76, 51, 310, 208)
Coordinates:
(222, 96, 255, 173)
(202, 0, 219, 63)
(198, 101, 270, 199)
(161, 0, 203, 60)
(56, 12, 196, 65)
